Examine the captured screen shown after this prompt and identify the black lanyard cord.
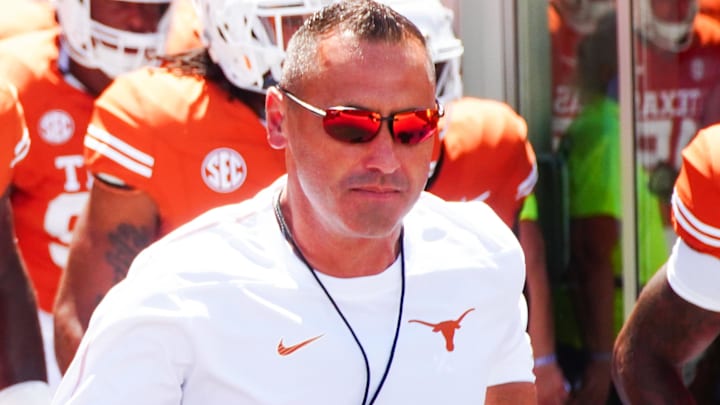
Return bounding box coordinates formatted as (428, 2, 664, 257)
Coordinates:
(273, 190, 405, 405)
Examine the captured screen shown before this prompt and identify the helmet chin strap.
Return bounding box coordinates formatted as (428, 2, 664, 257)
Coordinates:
(647, 20, 694, 52)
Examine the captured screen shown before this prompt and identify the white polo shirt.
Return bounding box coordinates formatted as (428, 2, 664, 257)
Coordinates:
(53, 179, 534, 404)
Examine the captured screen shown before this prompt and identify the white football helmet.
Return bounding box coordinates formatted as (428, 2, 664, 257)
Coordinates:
(56, 0, 173, 78)
(634, 0, 698, 52)
(551, 0, 615, 34)
(376, 0, 464, 105)
(192, 0, 333, 93)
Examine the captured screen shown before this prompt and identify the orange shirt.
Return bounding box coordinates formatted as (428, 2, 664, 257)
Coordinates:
(0, 29, 94, 312)
(672, 125, 720, 259)
(0, 80, 30, 191)
(85, 67, 286, 236)
(426, 97, 537, 228)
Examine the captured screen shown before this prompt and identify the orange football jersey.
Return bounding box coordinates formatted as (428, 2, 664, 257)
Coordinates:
(426, 97, 537, 228)
(671, 125, 720, 259)
(0, 29, 94, 312)
(84, 67, 286, 236)
(0, 0, 56, 40)
(0, 80, 30, 191)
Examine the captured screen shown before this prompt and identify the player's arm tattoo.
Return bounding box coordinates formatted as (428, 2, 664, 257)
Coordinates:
(105, 223, 153, 283)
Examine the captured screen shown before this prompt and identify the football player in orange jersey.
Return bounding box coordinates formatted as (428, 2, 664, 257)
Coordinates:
(52, 0, 290, 372)
(0, 0, 57, 40)
(548, 0, 615, 150)
(0, 0, 175, 392)
(0, 80, 50, 404)
(632, 0, 720, 205)
(613, 126, 720, 404)
(381, 1, 567, 404)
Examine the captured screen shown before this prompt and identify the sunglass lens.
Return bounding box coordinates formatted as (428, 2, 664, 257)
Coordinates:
(323, 110, 381, 143)
(392, 110, 438, 145)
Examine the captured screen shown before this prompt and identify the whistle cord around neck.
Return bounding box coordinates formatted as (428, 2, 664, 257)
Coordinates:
(273, 191, 405, 405)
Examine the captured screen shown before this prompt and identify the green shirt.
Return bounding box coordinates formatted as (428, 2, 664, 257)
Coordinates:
(519, 193, 538, 221)
(565, 98, 621, 218)
(558, 97, 668, 342)
(564, 97, 667, 282)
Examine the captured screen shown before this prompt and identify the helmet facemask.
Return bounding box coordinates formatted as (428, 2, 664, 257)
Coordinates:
(635, 0, 698, 52)
(194, 0, 331, 93)
(57, 0, 173, 78)
(435, 57, 462, 107)
(551, 0, 616, 34)
(376, 0, 464, 103)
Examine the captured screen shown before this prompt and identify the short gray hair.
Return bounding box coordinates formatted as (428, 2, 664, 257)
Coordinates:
(280, 0, 433, 91)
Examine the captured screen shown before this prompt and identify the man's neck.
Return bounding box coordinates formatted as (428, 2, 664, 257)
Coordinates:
(276, 189, 402, 278)
(66, 58, 112, 97)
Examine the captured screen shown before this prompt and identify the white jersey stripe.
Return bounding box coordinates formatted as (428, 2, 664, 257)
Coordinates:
(87, 125, 154, 166)
(11, 127, 30, 168)
(84, 135, 153, 179)
(672, 190, 720, 247)
(516, 162, 538, 200)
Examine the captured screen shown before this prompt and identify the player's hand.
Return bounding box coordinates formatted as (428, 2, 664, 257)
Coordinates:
(534, 362, 570, 405)
(568, 360, 611, 405)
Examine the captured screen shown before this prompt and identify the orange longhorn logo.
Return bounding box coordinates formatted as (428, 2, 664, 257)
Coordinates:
(408, 308, 475, 352)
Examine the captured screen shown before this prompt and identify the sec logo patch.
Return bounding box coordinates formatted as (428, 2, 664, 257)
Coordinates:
(201, 148, 247, 193)
(38, 110, 74, 145)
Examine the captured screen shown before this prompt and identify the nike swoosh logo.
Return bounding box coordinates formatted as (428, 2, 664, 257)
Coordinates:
(277, 334, 324, 356)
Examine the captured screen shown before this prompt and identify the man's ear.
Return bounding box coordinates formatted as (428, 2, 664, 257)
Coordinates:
(266, 86, 288, 150)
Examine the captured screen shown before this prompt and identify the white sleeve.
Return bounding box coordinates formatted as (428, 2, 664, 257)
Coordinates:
(51, 282, 193, 405)
(0, 381, 50, 405)
(486, 295, 535, 386)
(667, 238, 720, 312)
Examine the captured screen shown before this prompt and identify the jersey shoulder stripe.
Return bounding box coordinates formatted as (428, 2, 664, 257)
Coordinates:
(516, 161, 538, 200)
(12, 126, 30, 168)
(1, 81, 30, 168)
(85, 124, 155, 178)
(672, 191, 720, 248)
(672, 127, 720, 257)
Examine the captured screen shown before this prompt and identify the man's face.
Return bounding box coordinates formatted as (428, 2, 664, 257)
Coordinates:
(282, 35, 436, 240)
(90, 0, 169, 34)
